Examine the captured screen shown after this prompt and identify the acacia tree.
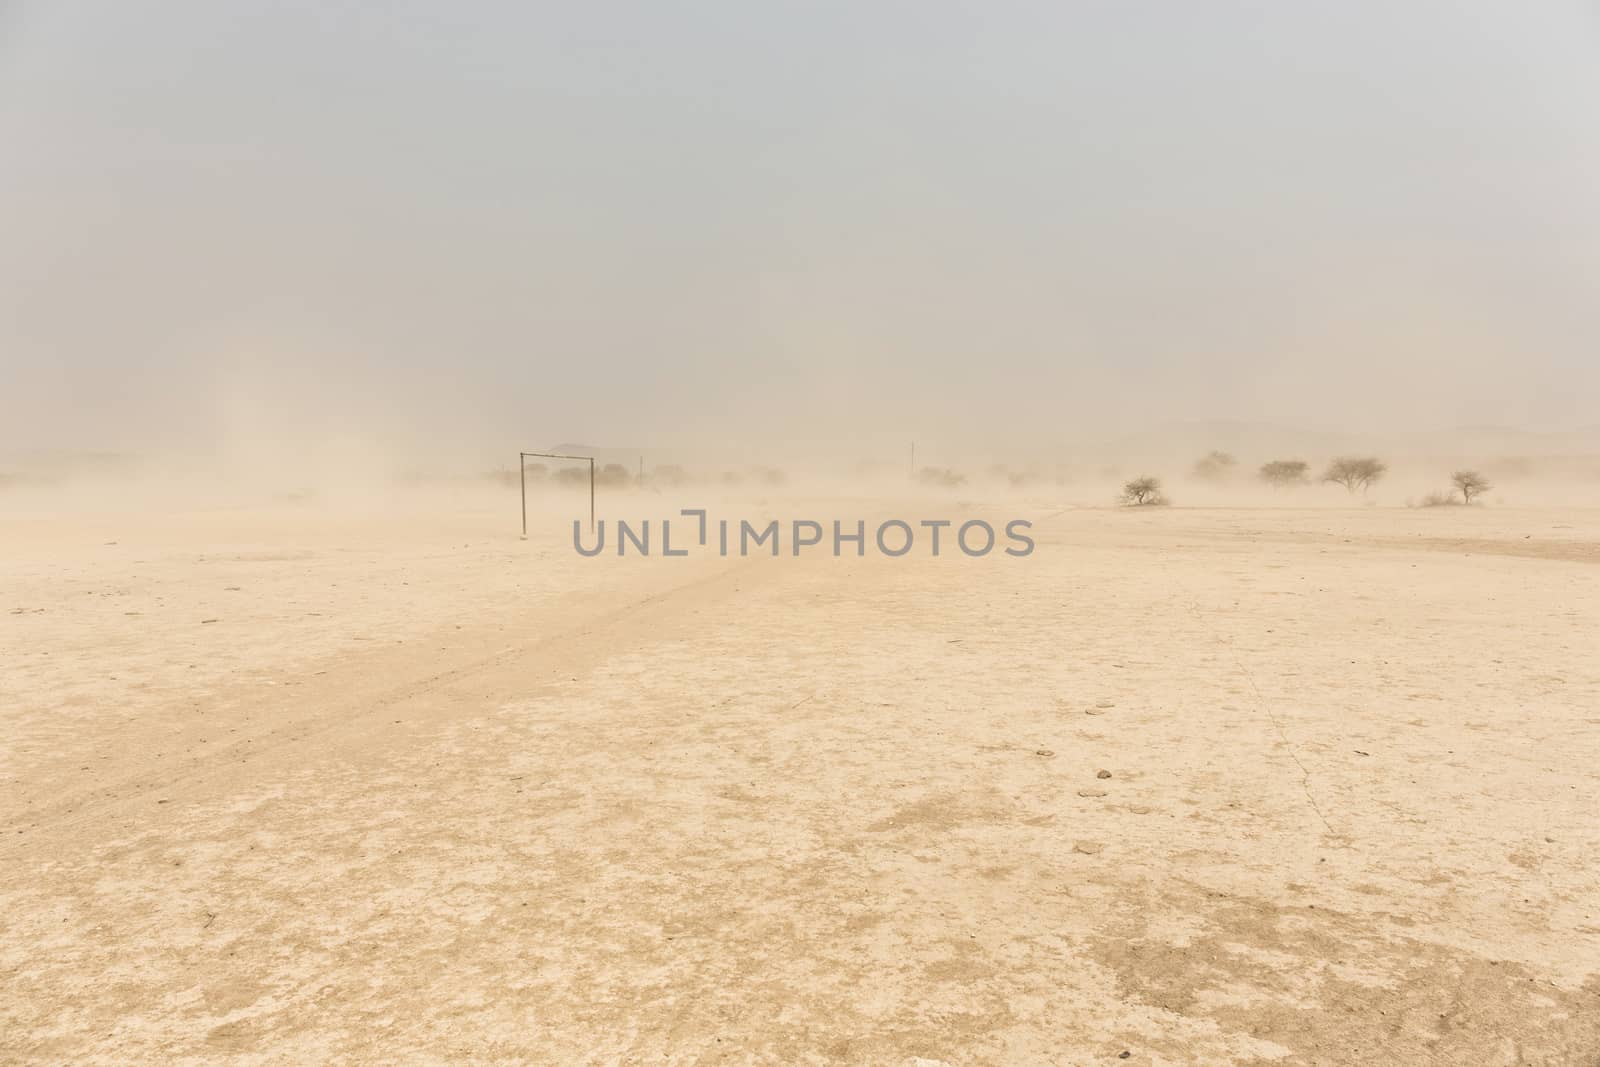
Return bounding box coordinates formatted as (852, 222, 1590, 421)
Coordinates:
(1120, 476, 1168, 506)
(1322, 456, 1387, 494)
(1259, 459, 1309, 487)
(1451, 469, 1491, 504)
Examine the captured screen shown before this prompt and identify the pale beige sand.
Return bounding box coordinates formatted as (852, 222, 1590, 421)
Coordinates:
(3, 496, 1598, 1064)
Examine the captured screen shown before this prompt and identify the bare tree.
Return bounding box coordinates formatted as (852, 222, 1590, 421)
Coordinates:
(1322, 456, 1387, 494)
(1192, 450, 1237, 482)
(1451, 469, 1491, 504)
(1120, 476, 1168, 506)
(1258, 459, 1309, 487)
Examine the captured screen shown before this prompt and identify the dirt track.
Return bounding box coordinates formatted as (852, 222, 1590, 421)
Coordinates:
(3, 498, 1598, 1064)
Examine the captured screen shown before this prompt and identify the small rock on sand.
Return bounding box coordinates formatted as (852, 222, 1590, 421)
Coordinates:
(1096, 769, 1112, 779)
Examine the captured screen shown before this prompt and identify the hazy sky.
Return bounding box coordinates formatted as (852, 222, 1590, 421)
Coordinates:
(2, 2, 1597, 460)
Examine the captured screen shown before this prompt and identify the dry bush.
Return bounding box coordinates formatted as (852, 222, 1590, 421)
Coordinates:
(1417, 490, 1457, 508)
(982, 465, 1045, 488)
(1120, 476, 1168, 506)
(1258, 459, 1309, 487)
(1451, 469, 1491, 504)
(1191, 450, 1237, 482)
(918, 467, 967, 488)
(1323, 456, 1387, 494)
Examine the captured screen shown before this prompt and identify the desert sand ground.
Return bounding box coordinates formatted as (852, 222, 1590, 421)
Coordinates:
(2, 490, 1598, 1065)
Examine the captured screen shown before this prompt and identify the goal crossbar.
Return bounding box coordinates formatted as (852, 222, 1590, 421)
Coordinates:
(519, 451, 595, 538)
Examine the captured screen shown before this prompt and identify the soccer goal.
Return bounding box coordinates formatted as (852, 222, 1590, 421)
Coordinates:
(519, 451, 594, 538)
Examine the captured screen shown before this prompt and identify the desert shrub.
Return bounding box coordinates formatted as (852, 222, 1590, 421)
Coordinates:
(1451, 469, 1491, 504)
(918, 467, 967, 488)
(1191, 450, 1237, 482)
(1258, 459, 1309, 487)
(1418, 490, 1457, 507)
(1120, 476, 1168, 506)
(1322, 456, 1387, 494)
(982, 464, 1043, 487)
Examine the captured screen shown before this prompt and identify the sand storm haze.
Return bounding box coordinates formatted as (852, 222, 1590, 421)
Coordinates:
(4, 0, 1600, 1063)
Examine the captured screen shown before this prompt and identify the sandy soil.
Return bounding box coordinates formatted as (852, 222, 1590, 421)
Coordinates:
(3, 493, 1598, 1065)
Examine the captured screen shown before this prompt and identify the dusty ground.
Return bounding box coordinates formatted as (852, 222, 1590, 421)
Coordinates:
(2, 492, 1598, 1065)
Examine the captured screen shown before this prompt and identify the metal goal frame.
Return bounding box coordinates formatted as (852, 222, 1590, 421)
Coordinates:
(519, 451, 594, 538)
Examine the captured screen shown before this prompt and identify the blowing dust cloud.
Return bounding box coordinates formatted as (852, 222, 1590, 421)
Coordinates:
(3, 5, 1599, 1064)
(2, 1, 1598, 492)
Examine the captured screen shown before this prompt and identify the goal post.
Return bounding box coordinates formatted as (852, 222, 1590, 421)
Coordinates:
(520, 451, 595, 538)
